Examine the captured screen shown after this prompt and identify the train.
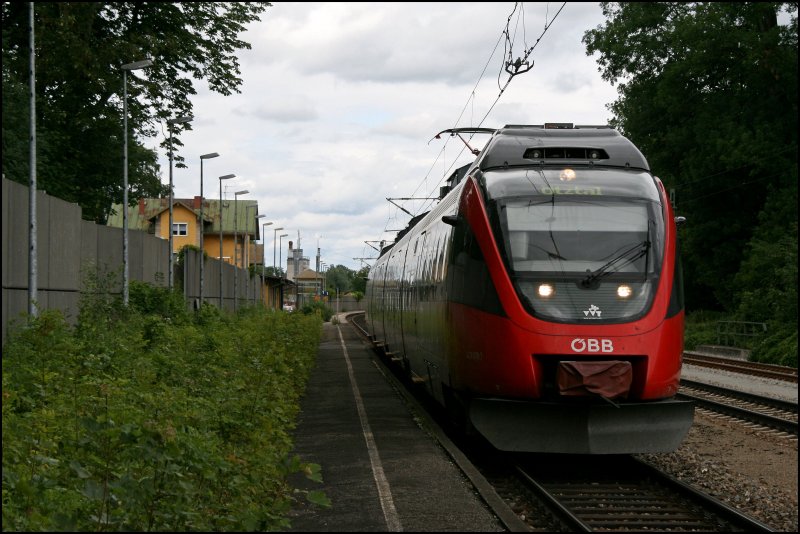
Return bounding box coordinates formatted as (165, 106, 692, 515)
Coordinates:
(364, 123, 694, 454)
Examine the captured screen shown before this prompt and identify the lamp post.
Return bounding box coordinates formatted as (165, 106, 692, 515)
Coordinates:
(278, 234, 289, 304)
(233, 189, 249, 311)
(279, 232, 289, 308)
(324, 263, 330, 300)
(246, 210, 268, 304)
(272, 226, 284, 272)
(218, 174, 235, 308)
(198, 152, 219, 307)
(121, 58, 153, 306)
(320, 261, 326, 297)
(278, 233, 289, 276)
(166, 114, 193, 289)
(262, 222, 276, 306)
(254, 218, 271, 304)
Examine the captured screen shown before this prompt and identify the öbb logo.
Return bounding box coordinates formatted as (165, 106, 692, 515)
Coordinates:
(570, 338, 614, 353)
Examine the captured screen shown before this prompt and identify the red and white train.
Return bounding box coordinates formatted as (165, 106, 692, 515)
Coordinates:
(365, 124, 694, 454)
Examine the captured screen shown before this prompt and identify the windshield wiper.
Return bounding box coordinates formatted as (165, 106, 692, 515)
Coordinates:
(581, 240, 651, 288)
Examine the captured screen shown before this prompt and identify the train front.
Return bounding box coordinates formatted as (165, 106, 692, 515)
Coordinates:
(456, 134, 694, 454)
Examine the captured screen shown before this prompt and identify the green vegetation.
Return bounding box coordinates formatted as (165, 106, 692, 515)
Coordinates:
(2, 2, 269, 223)
(2, 279, 329, 531)
(320, 264, 370, 295)
(300, 301, 334, 323)
(585, 2, 797, 366)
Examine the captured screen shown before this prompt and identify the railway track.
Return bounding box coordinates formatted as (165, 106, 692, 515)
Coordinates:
(678, 379, 798, 437)
(503, 455, 774, 532)
(346, 313, 787, 532)
(683, 351, 797, 383)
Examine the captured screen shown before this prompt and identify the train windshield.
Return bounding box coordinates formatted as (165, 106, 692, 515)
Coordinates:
(485, 168, 665, 323)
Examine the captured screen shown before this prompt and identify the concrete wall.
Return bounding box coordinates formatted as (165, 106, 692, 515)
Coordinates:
(182, 248, 281, 312)
(2, 178, 250, 342)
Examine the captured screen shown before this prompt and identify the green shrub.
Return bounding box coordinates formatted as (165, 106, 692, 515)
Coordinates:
(683, 310, 728, 350)
(750, 326, 798, 368)
(129, 280, 189, 323)
(300, 301, 333, 322)
(2, 282, 329, 531)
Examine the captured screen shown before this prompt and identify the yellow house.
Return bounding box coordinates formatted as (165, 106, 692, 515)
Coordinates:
(107, 196, 264, 267)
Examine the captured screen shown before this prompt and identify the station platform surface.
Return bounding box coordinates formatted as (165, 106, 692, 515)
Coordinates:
(285, 314, 515, 532)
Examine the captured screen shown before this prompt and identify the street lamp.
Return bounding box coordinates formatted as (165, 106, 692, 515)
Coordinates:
(198, 152, 219, 307)
(233, 189, 249, 311)
(279, 232, 289, 307)
(262, 222, 276, 306)
(278, 233, 289, 276)
(320, 261, 327, 297)
(121, 58, 153, 306)
(166, 114, 193, 289)
(218, 173, 235, 308)
(246, 210, 268, 304)
(272, 226, 284, 272)
(254, 218, 271, 304)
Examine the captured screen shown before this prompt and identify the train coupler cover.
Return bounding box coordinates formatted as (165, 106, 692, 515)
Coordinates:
(556, 360, 632, 400)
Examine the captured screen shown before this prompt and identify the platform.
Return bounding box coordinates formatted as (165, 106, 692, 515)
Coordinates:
(285, 315, 518, 532)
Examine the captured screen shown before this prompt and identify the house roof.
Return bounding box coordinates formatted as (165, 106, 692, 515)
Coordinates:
(296, 268, 322, 280)
(107, 198, 264, 237)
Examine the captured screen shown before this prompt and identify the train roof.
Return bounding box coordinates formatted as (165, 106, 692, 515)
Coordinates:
(470, 124, 650, 173)
(378, 124, 650, 259)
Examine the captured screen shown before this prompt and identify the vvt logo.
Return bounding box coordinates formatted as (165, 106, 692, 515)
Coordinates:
(584, 304, 602, 318)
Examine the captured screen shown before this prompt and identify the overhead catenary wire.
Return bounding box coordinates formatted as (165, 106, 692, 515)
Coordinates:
(378, 2, 567, 257)
(414, 2, 568, 216)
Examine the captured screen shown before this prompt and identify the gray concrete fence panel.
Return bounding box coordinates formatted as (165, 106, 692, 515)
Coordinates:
(3, 178, 281, 343)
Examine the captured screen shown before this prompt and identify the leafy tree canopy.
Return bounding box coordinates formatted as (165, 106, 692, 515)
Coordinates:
(584, 2, 797, 312)
(2, 2, 269, 223)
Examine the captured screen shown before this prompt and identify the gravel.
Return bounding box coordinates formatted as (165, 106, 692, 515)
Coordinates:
(493, 362, 798, 532)
(636, 362, 798, 532)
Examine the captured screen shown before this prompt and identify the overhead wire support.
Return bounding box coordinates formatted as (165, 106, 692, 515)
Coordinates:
(386, 198, 414, 216)
(364, 240, 382, 252)
(497, 1, 567, 95)
(391, 2, 569, 232)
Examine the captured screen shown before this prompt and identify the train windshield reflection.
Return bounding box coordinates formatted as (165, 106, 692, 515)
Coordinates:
(494, 193, 665, 323)
(503, 199, 656, 275)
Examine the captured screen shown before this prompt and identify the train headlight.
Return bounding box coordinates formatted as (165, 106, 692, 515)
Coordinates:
(559, 168, 576, 181)
(617, 284, 633, 299)
(538, 283, 555, 298)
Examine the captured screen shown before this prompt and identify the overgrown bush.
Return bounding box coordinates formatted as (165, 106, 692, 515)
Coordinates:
(129, 280, 189, 322)
(750, 325, 798, 368)
(299, 301, 333, 322)
(683, 310, 728, 350)
(2, 281, 329, 531)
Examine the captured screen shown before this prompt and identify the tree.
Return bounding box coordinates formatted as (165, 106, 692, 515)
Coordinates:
(352, 266, 370, 294)
(1, 2, 269, 223)
(324, 265, 354, 294)
(260, 266, 285, 278)
(583, 2, 797, 311)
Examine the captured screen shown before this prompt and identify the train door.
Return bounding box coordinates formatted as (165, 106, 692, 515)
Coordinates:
(373, 261, 388, 344)
(408, 232, 426, 359)
(384, 245, 409, 357)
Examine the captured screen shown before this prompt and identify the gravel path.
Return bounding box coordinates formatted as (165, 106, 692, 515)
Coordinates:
(636, 362, 798, 532)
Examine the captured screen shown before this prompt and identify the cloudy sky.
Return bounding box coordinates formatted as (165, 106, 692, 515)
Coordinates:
(149, 2, 619, 272)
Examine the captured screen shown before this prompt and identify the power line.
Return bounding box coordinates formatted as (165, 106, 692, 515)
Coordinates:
(378, 2, 568, 252)
(415, 2, 568, 215)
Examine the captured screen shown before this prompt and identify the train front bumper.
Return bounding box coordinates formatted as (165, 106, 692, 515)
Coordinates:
(469, 397, 694, 454)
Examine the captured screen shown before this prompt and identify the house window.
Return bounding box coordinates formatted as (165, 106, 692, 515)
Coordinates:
(173, 223, 188, 236)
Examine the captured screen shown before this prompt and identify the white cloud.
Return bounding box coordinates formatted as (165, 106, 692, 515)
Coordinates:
(153, 2, 618, 270)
